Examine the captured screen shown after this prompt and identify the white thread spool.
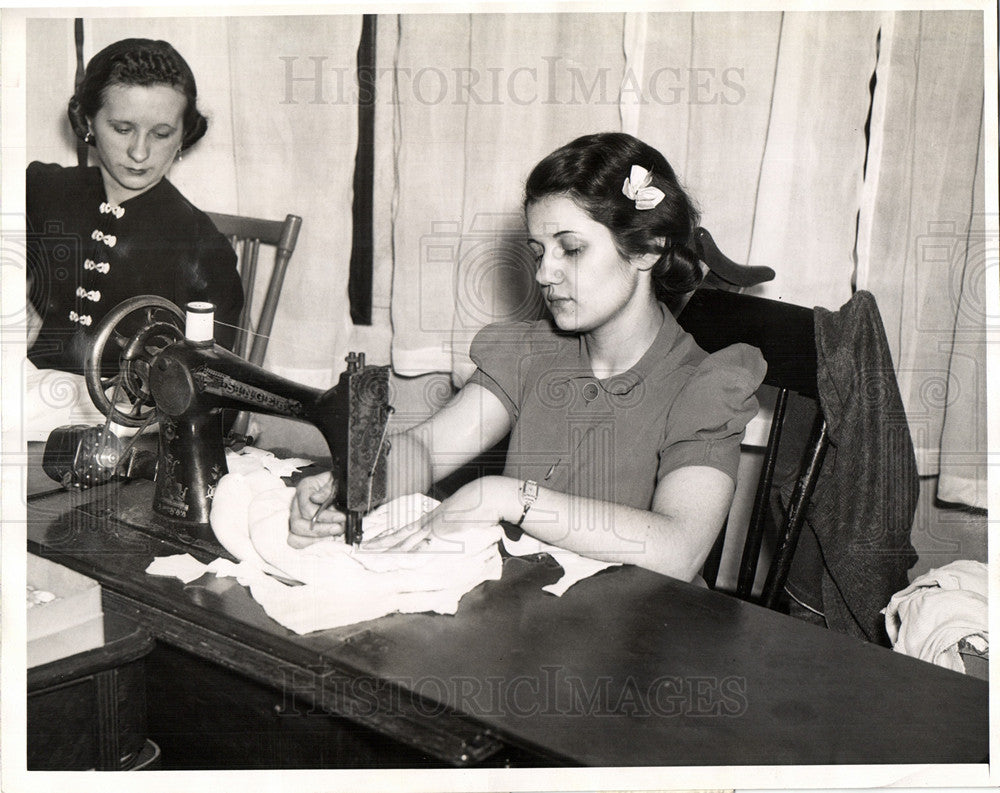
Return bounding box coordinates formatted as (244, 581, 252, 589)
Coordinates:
(185, 301, 215, 344)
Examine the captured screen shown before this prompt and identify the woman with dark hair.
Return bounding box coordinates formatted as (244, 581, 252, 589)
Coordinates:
(26, 38, 242, 379)
(291, 132, 765, 581)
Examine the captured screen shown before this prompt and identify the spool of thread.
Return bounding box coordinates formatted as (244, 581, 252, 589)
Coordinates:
(185, 301, 215, 343)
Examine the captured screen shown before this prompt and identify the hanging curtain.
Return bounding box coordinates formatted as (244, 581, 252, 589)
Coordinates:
(388, 11, 883, 380)
(388, 13, 625, 379)
(742, 11, 879, 307)
(633, 12, 783, 272)
(223, 15, 361, 386)
(28, 15, 362, 388)
(857, 10, 986, 508)
(25, 18, 79, 166)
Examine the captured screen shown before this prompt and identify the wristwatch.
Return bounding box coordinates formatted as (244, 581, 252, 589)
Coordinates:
(514, 479, 539, 527)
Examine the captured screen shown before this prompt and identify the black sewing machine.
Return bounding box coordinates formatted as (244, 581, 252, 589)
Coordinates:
(43, 295, 391, 547)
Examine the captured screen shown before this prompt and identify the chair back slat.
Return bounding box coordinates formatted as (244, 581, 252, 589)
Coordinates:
(679, 288, 819, 398)
(232, 238, 261, 360)
(760, 418, 830, 608)
(207, 212, 303, 441)
(207, 212, 301, 367)
(736, 386, 789, 599)
(677, 288, 824, 608)
(209, 212, 289, 246)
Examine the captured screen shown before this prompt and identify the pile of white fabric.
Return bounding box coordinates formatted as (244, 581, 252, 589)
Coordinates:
(883, 560, 988, 674)
(146, 448, 617, 634)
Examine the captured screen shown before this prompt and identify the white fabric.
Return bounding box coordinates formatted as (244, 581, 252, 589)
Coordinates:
(883, 560, 988, 673)
(146, 553, 212, 585)
(143, 451, 621, 634)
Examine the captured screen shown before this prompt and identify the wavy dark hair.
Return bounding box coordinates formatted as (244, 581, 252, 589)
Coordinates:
(524, 132, 703, 305)
(68, 38, 208, 151)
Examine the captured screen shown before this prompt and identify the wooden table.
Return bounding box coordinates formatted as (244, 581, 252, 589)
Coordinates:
(25, 447, 988, 769)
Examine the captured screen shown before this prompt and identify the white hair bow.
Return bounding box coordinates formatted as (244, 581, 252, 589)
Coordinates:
(622, 165, 665, 210)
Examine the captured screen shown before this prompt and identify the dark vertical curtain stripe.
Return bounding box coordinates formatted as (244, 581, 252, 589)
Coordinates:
(348, 15, 377, 325)
(74, 18, 87, 167)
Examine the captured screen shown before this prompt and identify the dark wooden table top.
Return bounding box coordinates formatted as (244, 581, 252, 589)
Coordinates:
(24, 445, 989, 768)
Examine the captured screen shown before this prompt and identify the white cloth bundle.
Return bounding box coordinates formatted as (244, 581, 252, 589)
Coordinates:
(883, 560, 988, 673)
(146, 449, 618, 634)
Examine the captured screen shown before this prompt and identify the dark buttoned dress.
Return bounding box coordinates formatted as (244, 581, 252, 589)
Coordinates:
(27, 162, 244, 376)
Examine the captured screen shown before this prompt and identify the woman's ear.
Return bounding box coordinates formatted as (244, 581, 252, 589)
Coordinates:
(632, 237, 667, 272)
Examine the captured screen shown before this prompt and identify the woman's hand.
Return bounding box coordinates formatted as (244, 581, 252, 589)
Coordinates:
(288, 471, 346, 548)
(363, 478, 505, 553)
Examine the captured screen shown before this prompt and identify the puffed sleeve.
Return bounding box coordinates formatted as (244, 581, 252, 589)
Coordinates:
(466, 321, 536, 423)
(184, 217, 243, 352)
(658, 343, 767, 482)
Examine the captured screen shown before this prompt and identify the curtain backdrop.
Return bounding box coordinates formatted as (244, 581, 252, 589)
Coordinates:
(26, 15, 361, 388)
(23, 12, 989, 509)
(385, 10, 988, 508)
(388, 11, 879, 376)
(389, 13, 625, 378)
(856, 10, 986, 507)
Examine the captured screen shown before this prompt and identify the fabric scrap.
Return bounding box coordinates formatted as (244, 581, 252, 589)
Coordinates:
(883, 560, 988, 673)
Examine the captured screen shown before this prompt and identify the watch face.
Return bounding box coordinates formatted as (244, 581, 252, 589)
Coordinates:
(521, 479, 539, 502)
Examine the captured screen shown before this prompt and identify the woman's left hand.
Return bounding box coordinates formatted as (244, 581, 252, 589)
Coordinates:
(363, 478, 503, 553)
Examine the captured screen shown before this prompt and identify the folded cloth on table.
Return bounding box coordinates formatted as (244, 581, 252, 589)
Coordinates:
(144, 452, 625, 633)
(883, 560, 988, 673)
(206, 461, 504, 633)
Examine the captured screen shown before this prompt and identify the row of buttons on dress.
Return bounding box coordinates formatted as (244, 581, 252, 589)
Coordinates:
(70, 201, 124, 326)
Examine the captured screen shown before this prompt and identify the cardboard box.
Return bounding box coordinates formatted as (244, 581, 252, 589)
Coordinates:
(27, 554, 104, 668)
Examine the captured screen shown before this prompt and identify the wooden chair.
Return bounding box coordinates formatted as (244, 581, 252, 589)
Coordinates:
(677, 288, 830, 608)
(207, 212, 303, 367)
(207, 212, 302, 441)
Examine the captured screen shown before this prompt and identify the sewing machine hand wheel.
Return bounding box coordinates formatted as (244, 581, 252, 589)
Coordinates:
(85, 295, 186, 427)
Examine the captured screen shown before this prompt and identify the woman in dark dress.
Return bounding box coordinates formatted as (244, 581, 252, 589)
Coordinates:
(25, 38, 243, 433)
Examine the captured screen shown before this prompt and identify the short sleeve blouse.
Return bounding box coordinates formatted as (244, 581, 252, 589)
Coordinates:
(467, 310, 766, 511)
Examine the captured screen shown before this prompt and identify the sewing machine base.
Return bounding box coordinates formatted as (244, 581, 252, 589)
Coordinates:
(78, 479, 233, 563)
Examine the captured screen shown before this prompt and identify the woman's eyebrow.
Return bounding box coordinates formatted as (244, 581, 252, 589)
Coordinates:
(527, 230, 579, 244)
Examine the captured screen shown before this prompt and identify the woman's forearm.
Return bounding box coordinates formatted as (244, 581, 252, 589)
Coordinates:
(385, 430, 433, 500)
(471, 475, 718, 582)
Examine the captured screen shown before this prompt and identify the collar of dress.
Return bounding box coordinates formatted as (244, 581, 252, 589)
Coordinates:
(547, 305, 682, 396)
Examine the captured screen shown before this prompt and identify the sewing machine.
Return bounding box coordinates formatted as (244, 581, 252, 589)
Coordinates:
(43, 295, 391, 546)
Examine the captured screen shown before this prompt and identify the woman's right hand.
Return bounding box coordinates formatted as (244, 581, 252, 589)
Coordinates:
(288, 471, 346, 548)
